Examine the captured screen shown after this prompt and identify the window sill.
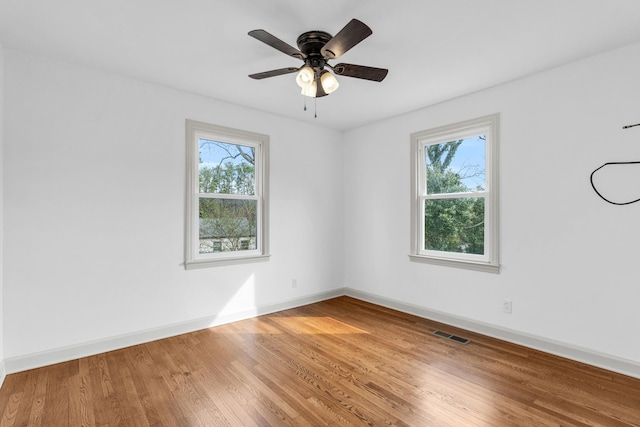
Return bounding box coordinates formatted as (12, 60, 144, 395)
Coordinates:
(409, 254, 499, 274)
(185, 254, 271, 270)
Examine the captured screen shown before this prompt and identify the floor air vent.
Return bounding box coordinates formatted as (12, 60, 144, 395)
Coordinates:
(433, 330, 471, 345)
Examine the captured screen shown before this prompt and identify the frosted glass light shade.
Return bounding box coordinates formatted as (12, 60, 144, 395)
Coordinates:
(296, 66, 315, 88)
(300, 81, 317, 97)
(320, 71, 339, 94)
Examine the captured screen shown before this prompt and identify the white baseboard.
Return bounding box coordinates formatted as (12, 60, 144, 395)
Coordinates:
(344, 287, 640, 380)
(0, 360, 6, 389)
(4, 288, 344, 375)
(4, 287, 639, 380)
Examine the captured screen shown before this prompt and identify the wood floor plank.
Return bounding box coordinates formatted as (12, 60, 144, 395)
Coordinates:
(1, 296, 639, 426)
(10, 369, 39, 426)
(71, 358, 95, 427)
(145, 338, 230, 426)
(0, 392, 22, 427)
(104, 350, 149, 427)
(27, 369, 49, 427)
(41, 362, 72, 426)
(122, 343, 188, 426)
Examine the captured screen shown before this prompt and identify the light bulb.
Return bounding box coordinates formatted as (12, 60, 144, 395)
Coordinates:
(320, 71, 339, 94)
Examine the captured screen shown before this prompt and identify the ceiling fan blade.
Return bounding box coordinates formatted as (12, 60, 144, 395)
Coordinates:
(248, 29, 305, 59)
(333, 63, 388, 82)
(321, 19, 372, 60)
(249, 67, 299, 80)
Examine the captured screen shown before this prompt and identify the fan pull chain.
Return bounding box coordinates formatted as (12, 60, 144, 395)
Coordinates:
(302, 97, 317, 118)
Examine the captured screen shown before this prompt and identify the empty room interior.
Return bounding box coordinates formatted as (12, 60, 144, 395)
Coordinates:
(1, 1, 640, 425)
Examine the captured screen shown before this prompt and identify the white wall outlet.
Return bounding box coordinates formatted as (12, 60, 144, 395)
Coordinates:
(292, 278, 298, 288)
(503, 299, 513, 314)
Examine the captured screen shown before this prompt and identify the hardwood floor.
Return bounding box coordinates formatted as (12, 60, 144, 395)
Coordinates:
(1, 296, 639, 426)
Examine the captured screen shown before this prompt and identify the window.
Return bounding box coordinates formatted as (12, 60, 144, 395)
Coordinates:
(410, 114, 499, 273)
(185, 120, 269, 269)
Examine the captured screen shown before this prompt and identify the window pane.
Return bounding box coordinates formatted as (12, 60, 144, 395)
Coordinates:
(424, 197, 485, 254)
(425, 136, 485, 195)
(199, 198, 257, 254)
(199, 139, 255, 195)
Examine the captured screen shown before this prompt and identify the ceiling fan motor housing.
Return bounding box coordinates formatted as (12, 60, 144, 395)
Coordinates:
(297, 31, 332, 69)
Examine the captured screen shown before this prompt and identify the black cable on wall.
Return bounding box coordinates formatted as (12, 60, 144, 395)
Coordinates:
(589, 123, 640, 206)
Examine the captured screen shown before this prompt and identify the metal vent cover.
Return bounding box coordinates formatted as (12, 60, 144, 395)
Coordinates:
(433, 330, 471, 345)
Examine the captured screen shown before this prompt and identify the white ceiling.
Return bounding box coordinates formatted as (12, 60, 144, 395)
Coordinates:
(2, 0, 640, 131)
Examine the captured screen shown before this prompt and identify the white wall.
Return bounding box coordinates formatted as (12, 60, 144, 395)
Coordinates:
(344, 41, 640, 365)
(0, 42, 5, 385)
(3, 49, 345, 362)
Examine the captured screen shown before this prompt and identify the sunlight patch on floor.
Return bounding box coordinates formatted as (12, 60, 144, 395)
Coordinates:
(268, 316, 371, 335)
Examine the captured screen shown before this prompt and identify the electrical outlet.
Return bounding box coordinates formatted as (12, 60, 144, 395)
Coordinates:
(292, 278, 298, 288)
(503, 299, 512, 314)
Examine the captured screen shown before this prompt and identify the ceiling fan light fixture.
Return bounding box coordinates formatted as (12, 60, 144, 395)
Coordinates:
(296, 66, 315, 88)
(320, 70, 339, 94)
(249, 19, 387, 104)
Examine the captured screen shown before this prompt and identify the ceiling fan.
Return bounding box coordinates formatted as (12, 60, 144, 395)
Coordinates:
(248, 19, 388, 98)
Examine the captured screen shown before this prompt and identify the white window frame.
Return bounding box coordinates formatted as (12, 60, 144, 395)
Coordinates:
(185, 120, 270, 269)
(409, 114, 499, 273)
